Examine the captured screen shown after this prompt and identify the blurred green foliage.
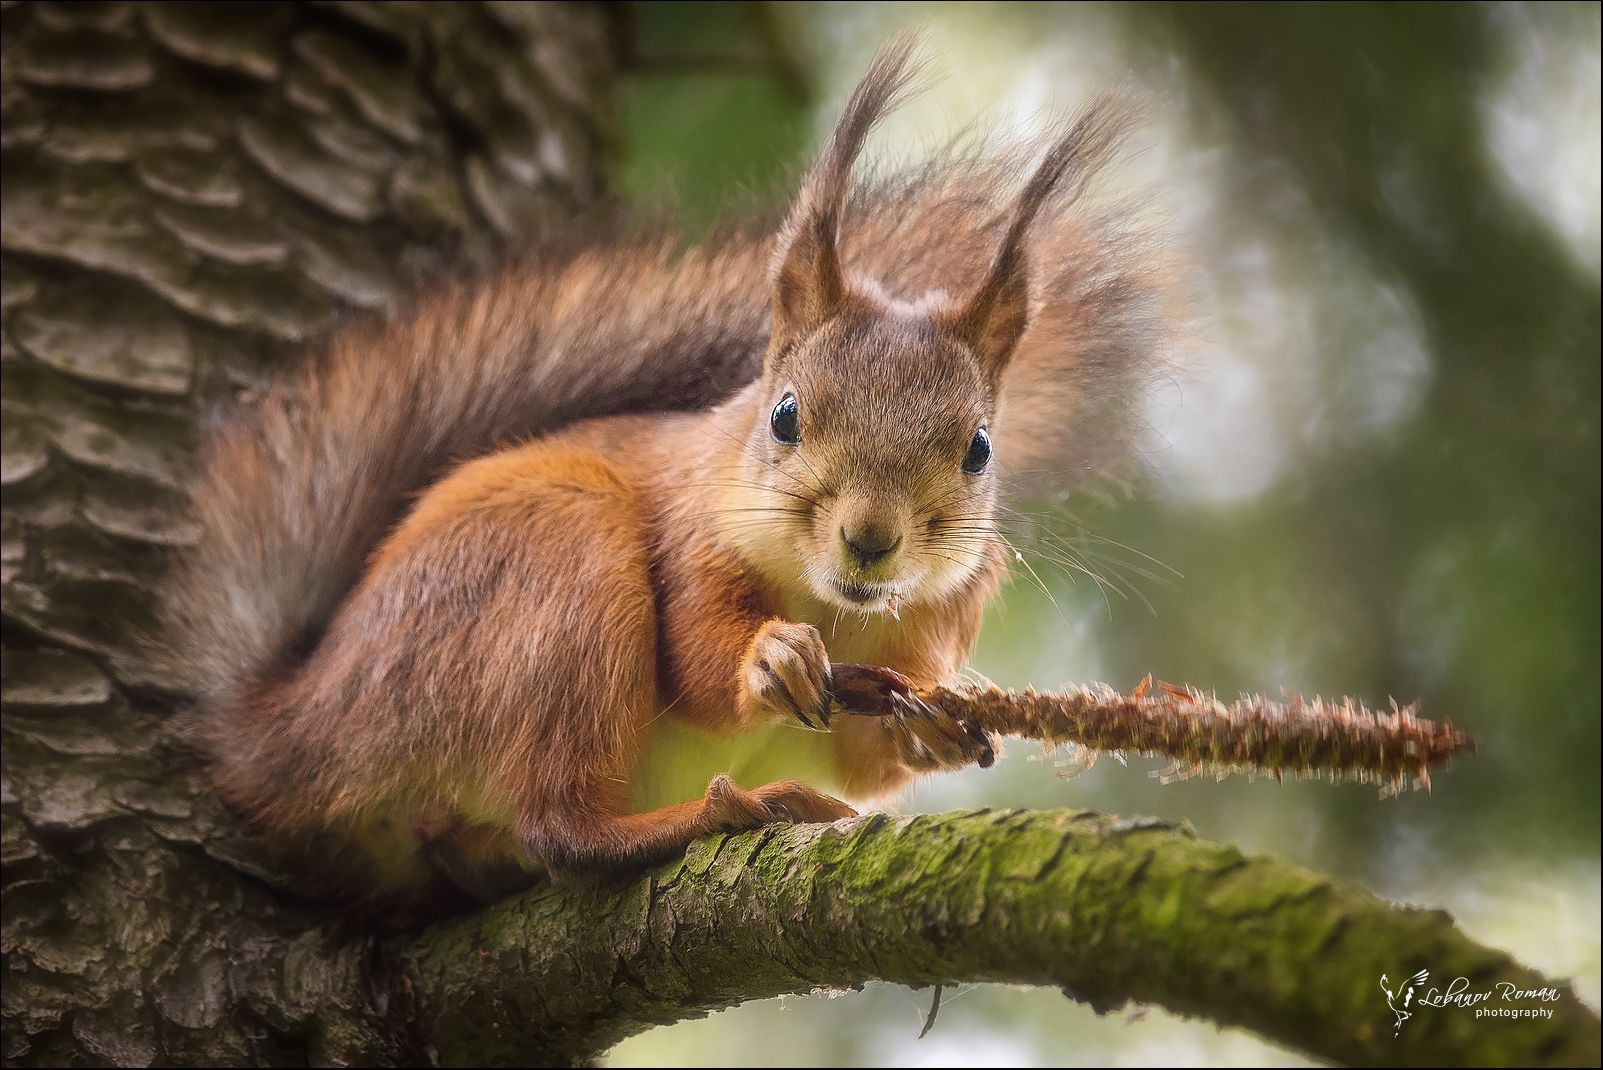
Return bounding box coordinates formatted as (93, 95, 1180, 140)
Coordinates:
(612, 3, 1600, 1065)
(620, 2, 814, 226)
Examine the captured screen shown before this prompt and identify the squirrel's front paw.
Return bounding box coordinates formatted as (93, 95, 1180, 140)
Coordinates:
(882, 697, 997, 772)
(740, 620, 833, 729)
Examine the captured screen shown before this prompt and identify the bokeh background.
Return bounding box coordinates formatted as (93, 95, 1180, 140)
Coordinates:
(607, 3, 1602, 1066)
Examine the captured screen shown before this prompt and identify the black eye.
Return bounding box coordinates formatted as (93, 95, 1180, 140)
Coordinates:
(770, 393, 800, 445)
(962, 427, 992, 474)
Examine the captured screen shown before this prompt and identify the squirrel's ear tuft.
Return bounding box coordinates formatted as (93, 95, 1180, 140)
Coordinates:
(948, 95, 1133, 379)
(769, 34, 924, 356)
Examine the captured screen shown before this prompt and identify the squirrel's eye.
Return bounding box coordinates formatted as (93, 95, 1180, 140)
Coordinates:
(962, 427, 992, 474)
(770, 393, 800, 445)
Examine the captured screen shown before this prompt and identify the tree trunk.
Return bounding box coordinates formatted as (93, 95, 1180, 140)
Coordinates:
(2, 4, 1597, 1067)
(1, 2, 620, 1063)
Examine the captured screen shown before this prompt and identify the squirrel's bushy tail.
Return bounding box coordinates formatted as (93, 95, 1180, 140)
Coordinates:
(163, 236, 774, 714)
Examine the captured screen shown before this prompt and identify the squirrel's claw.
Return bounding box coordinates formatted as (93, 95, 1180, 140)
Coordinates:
(789, 701, 820, 731)
(964, 719, 996, 768)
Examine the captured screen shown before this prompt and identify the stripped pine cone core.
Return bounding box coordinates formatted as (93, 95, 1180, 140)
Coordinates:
(827, 665, 1475, 795)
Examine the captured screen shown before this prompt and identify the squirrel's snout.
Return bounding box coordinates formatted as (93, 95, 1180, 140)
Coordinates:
(840, 520, 902, 569)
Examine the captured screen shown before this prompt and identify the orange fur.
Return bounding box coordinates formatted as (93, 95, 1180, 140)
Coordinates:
(162, 40, 1165, 911)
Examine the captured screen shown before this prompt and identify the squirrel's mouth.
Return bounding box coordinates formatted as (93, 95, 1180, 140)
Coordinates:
(833, 580, 879, 604)
(829, 578, 904, 619)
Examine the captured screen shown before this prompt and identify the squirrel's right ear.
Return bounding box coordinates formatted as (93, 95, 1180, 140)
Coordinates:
(768, 36, 923, 359)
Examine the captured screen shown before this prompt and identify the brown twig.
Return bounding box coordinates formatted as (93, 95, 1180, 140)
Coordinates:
(827, 665, 1475, 794)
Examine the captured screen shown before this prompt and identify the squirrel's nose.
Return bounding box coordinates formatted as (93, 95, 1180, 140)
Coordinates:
(841, 521, 902, 568)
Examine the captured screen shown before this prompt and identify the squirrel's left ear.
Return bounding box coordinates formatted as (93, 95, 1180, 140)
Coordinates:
(771, 198, 847, 352)
(769, 36, 921, 360)
(948, 99, 1132, 380)
(949, 243, 1031, 380)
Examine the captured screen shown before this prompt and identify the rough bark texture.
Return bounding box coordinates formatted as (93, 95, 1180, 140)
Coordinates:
(402, 810, 1601, 1068)
(1, 2, 618, 1064)
(1, 3, 1598, 1068)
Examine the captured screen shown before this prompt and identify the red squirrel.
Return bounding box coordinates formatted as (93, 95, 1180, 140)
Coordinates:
(162, 40, 1163, 909)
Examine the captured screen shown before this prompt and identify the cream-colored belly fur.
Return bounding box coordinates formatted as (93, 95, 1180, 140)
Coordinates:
(629, 718, 846, 813)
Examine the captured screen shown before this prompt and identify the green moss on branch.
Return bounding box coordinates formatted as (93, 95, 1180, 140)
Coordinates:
(395, 809, 1600, 1067)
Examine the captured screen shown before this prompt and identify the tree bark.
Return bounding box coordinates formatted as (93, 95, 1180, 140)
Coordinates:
(1, 3, 1597, 1068)
(401, 810, 1601, 1068)
(1, 2, 619, 1063)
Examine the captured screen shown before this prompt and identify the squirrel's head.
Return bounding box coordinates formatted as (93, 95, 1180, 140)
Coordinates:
(717, 36, 1102, 617)
(733, 290, 1011, 616)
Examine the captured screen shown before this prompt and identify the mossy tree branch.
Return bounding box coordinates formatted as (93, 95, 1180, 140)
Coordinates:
(396, 809, 1601, 1068)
